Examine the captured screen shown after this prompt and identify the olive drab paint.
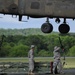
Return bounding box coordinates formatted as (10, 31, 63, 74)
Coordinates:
(0, 0, 75, 18)
(0, 0, 74, 34)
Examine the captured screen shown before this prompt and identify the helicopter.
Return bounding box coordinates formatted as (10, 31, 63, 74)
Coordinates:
(0, 0, 75, 34)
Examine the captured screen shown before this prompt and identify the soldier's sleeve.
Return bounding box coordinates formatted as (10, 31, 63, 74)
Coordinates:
(54, 47, 60, 52)
(30, 50, 34, 59)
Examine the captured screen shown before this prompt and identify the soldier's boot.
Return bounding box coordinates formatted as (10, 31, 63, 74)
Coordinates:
(28, 71, 31, 75)
(31, 71, 35, 75)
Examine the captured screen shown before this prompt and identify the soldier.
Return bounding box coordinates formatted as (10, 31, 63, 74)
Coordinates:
(28, 45, 35, 75)
(53, 46, 63, 74)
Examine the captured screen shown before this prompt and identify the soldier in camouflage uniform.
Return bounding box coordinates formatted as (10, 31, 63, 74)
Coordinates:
(28, 45, 35, 75)
(53, 46, 63, 74)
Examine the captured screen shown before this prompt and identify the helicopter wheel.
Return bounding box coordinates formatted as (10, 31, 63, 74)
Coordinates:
(41, 23, 53, 33)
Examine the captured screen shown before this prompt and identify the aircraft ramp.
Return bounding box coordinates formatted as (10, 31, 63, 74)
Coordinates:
(0, 62, 75, 75)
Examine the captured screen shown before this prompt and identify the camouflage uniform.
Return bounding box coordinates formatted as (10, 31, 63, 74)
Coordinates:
(28, 45, 35, 74)
(53, 46, 63, 74)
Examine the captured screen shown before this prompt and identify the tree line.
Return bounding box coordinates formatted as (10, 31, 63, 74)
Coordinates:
(0, 28, 46, 36)
(0, 34, 75, 57)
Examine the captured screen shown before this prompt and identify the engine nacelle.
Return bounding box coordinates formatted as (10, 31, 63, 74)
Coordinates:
(58, 23, 70, 34)
(41, 23, 53, 33)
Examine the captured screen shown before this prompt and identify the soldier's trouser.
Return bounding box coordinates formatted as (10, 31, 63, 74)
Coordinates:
(53, 59, 63, 74)
(29, 59, 34, 72)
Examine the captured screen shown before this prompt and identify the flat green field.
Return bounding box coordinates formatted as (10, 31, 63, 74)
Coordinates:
(0, 57, 75, 68)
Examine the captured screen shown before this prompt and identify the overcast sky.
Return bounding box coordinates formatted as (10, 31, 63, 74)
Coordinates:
(0, 14, 75, 33)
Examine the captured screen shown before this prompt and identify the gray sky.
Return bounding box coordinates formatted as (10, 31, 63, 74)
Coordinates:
(0, 14, 75, 33)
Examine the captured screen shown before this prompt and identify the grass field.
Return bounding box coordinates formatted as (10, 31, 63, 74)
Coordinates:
(0, 57, 75, 68)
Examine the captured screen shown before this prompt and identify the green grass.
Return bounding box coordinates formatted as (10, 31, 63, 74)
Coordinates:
(63, 57, 75, 68)
(0, 57, 28, 62)
(0, 57, 75, 68)
(35, 57, 75, 68)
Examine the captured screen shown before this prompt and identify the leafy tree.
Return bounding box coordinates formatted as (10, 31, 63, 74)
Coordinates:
(0, 29, 75, 57)
(9, 44, 29, 57)
(61, 36, 75, 54)
(0, 43, 12, 57)
(68, 46, 75, 56)
(38, 50, 50, 57)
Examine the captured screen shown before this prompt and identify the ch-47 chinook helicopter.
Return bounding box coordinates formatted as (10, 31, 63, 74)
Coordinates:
(0, 0, 75, 34)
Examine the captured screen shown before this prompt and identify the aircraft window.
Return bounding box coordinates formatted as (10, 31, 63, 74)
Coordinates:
(8, 4, 18, 13)
(31, 2, 40, 9)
